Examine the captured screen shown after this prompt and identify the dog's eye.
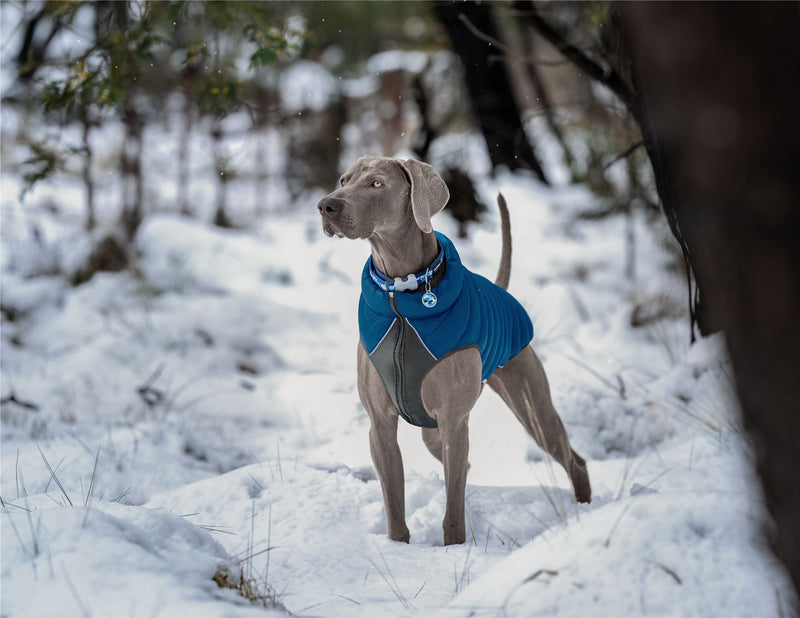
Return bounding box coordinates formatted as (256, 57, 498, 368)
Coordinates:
(339, 177, 346, 187)
(372, 180, 382, 188)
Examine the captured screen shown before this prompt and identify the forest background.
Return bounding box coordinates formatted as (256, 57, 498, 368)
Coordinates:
(2, 2, 798, 616)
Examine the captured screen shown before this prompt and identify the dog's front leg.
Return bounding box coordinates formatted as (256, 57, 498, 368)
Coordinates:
(438, 415, 470, 545)
(422, 348, 482, 545)
(358, 343, 410, 543)
(368, 415, 409, 543)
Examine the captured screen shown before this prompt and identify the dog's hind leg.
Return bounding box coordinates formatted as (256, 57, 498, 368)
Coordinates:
(421, 427, 444, 463)
(487, 345, 591, 503)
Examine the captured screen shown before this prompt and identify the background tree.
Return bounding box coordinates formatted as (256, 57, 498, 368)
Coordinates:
(434, 1, 549, 183)
(14, 1, 293, 239)
(489, 0, 800, 597)
(512, 0, 710, 341)
(618, 1, 800, 597)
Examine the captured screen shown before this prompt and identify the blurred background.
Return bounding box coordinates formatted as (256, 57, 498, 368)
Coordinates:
(2, 1, 799, 605)
(1, 0, 656, 271)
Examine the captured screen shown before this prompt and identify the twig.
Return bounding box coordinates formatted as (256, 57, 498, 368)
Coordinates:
(264, 502, 272, 593)
(370, 544, 412, 610)
(502, 569, 559, 613)
(604, 502, 634, 547)
(62, 563, 91, 618)
(457, 12, 569, 68)
(15, 449, 22, 500)
(137, 362, 166, 408)
(6, 510, 37, 579)
(615, 416, 640, 500)
(656, 562, 682, 585)
(42, 457, 66, 494)
(515, 1, 633, 109)
(37, 444, 73, 506)
(248, 499, 256, 580)
(0, 393, 40, 411)
(604, 140, 644, 170)
(565, 354, 626, 400)
(84, 447, 101, 508)
(455, 545, 473, 594)
(82, 447, 101, 527)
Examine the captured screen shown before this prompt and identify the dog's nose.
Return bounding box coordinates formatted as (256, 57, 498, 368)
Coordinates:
(318, 196, 343, 215)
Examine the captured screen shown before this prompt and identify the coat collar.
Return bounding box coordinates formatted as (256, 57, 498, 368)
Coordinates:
(368, 242, 445, 293)
(361, 232, 465, 319)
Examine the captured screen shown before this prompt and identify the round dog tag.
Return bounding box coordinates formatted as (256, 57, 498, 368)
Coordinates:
(421, 291, 438, 308)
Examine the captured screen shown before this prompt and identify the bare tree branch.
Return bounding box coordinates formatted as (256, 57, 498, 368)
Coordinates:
(457, 12, 571, 68)
(513, 1, 634, 109)
(603, 140, 644, 170)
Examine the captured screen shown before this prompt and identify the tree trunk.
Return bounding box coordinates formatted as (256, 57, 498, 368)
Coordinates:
(524, 41, 576, 180)
(621, 1, 800, 600)
(15, 5, 65, 83)
(79, 106, 95, 231)
(211, 122, 233, 228)
(500, 9, 578, 179)
(178, 90, 193, 216)
(119, 96, 143, 240)
(434, 1, 549, 183)
(518, 0, 712, 341)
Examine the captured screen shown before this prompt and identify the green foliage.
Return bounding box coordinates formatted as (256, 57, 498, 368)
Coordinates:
(245, 24, 291, 69)
(18, 140, 87, 201)
(23, 0, 300, 192)
(197, 79, 242, 117)
(19, 141, 62, 200)
(297, 1, 440, 73)
(585, 2, 611, 26)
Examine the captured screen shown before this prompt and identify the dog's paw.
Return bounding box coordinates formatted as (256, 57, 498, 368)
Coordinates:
(570, 450, 592, 504)
(388, 526, 410, 544)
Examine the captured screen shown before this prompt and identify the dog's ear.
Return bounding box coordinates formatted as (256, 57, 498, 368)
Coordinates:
(398, 159, 450, 233)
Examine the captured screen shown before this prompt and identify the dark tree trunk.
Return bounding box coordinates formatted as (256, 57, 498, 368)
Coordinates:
(98, 1, 142, 241)
(15, 6, 65, 83)
(411, 73, 434, 162)
(621, 1, 800, 600)
(434, 1, 549, 183)
(211, 122, 233, 228)
(119, 95, 144, 240)
(518, 0, 713, 340)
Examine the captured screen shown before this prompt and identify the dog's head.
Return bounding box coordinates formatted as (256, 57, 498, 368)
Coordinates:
(317, 156, 449, 239)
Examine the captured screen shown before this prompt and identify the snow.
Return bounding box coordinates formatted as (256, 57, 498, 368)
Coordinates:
(367, 50, 429, 75)
(279, 60, 340, 113)
(2, 143, 796, 614)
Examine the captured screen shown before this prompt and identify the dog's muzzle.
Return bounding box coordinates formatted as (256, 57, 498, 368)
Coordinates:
(318, 195, 347, 237)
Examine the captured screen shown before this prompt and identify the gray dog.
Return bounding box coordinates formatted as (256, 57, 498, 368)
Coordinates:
(318, 156, 590, 545)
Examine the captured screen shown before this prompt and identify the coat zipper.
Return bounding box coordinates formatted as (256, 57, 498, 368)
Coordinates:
(388, 290, 406, 411)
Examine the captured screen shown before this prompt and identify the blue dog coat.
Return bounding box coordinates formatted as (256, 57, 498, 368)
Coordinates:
(359, 232, 533, 428)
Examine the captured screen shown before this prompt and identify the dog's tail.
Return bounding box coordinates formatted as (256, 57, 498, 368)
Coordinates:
(495, 193, 512, 290)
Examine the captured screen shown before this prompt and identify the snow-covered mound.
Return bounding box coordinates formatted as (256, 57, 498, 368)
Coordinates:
(2, 170, 795, 616)
(1, 499, 284, 617)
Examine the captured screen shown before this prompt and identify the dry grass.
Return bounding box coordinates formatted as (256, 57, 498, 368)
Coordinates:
(212, 563, 286, 612)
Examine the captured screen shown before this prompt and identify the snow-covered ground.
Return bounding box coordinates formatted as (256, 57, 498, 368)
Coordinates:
(2, 156, 795, 617)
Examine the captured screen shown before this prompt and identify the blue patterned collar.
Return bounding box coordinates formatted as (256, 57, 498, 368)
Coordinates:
(368, 243, 445, 293)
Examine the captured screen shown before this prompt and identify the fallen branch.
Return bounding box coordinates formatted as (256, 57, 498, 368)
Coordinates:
(0, 393, 40, 411)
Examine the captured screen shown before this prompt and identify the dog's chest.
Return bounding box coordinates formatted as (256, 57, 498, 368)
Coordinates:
(358, 234, 533, 427)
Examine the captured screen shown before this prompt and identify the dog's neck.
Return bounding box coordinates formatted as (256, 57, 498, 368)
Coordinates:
(369, 229, 439, 279)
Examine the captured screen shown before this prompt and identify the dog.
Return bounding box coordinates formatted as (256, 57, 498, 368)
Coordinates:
(318, 156, 591, 545)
